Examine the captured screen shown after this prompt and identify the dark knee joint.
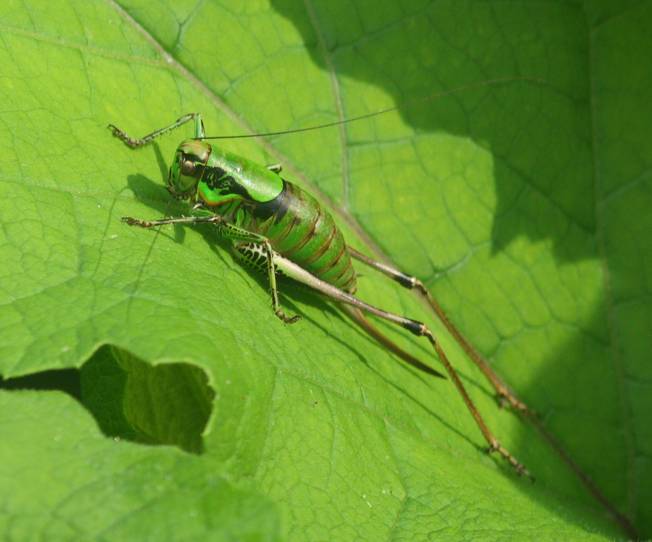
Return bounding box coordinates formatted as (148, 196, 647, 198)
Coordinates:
(396, 272, 417, 289)
(402, 318, 426, 337)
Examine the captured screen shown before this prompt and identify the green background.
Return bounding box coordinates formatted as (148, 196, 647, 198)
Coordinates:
(0, 1, 649, 540)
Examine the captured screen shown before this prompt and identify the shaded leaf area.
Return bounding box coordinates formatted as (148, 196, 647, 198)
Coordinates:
(0, 0, 649, 539)
(0, 344, 214, 454)
(0, 367, 82, 399)
(81, 345, 214, 453)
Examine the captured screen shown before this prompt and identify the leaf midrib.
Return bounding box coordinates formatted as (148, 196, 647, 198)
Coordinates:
(0, 21, 167, 67)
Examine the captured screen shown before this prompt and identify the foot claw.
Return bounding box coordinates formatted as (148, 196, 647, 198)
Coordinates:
(487, 440, 533, 481)
(108, 124, 140, 148)
(121, 216, 155, 228)
(122, 216, 142, 226)
(275, 310, 301, 324)
(108, 124, 125, 139)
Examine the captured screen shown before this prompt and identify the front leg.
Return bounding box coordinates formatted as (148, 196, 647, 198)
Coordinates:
(109, 113, 205, 148)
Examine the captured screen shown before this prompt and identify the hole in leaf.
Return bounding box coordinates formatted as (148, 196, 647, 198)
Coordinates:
(1, 345, 214, 454)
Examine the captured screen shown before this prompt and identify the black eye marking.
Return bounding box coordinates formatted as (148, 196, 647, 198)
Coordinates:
(202, 166, 226, 189)
(201, 166, 252, 199)
(216, 177, 236, 195)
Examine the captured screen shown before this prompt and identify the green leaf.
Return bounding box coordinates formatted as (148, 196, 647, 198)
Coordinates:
(0, 391, 280, 540)
(1, 0, 649, 539)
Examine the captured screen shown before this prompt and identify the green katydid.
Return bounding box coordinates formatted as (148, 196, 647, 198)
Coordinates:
(107, 75, 642, 536)
(109, 103, 535, 478)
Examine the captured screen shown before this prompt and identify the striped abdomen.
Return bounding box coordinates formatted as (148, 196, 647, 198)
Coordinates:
(234, 181, 357, 293)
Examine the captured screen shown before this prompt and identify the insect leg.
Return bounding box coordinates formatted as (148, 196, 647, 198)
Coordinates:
(273, 252, 531, 478)
(121, 214, 224, 228)
(108, 113, 204, 148)
(266, 163, 282, 173)
(123, 214, 299, 323)
(212, 223, 300, 324)
(231, 241, 301, 324)
(341, 305, 445, 379)
(348, 247, 531, 414)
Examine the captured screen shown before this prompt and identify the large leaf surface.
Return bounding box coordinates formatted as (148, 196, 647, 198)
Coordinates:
(1, 0, 649, 539)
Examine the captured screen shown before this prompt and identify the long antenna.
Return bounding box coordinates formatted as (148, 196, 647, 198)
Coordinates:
(197, 76, 545, 141)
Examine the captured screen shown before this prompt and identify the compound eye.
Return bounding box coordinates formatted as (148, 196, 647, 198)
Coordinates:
(181, 158, 197, 176)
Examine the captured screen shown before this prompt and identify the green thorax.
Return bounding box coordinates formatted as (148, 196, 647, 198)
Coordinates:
(195, 144, 283, 207)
